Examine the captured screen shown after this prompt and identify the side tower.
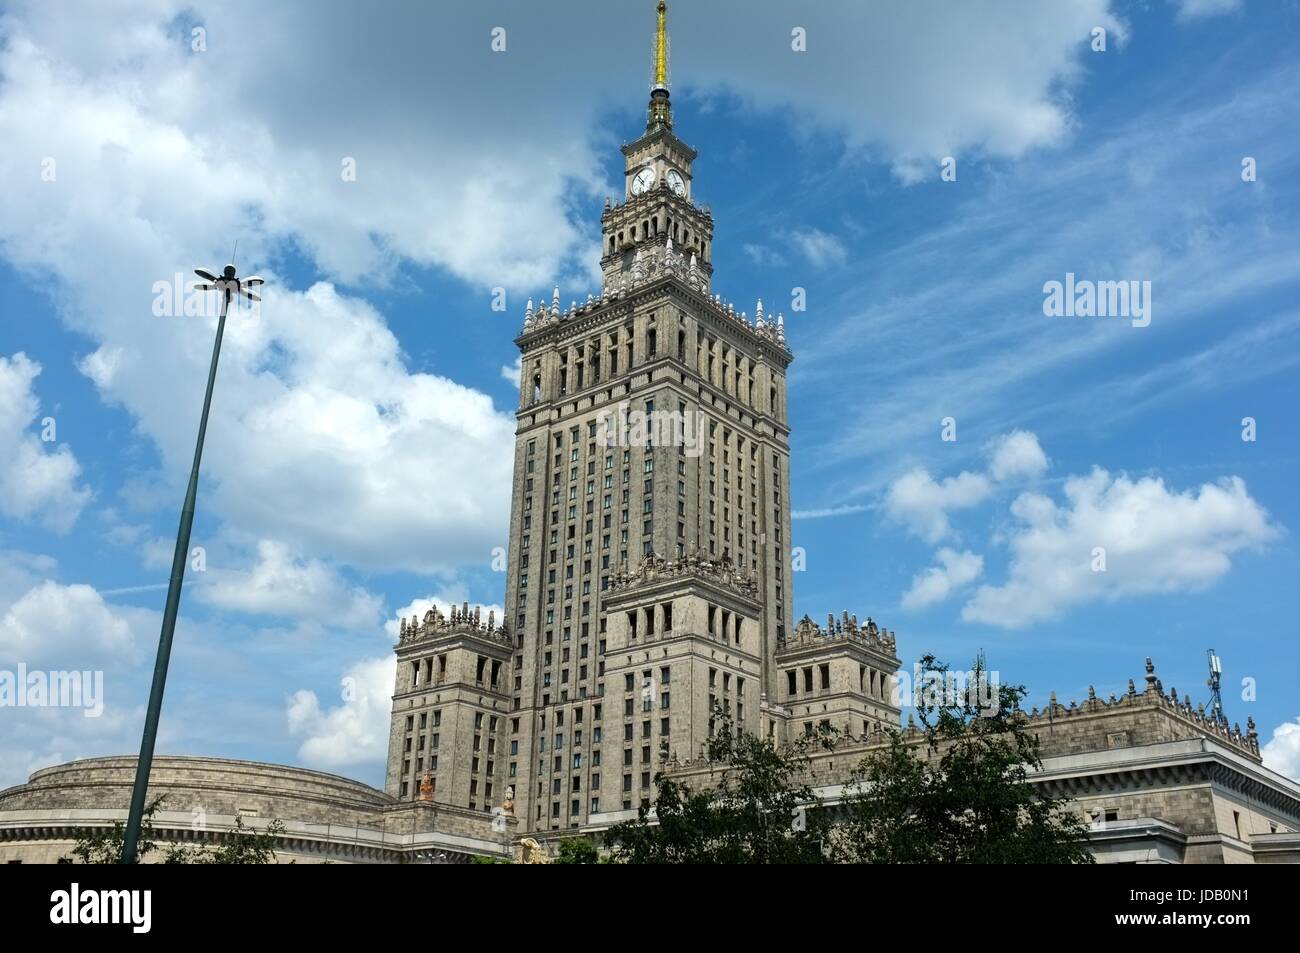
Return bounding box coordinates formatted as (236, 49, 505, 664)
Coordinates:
(384, 605, 512, 813)
(506, 2, 795, 831)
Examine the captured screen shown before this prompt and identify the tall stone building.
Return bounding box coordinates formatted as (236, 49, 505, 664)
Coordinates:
(382, 1, 902, 834)
(2, 2, 1295, 866)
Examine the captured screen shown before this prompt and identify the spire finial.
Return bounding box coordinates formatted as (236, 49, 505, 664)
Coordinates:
(654, 1, 668, 89)
(646, 2, 673, 130)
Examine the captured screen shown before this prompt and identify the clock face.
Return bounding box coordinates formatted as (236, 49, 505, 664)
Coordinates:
(631, 167, 656, 195)
(666, 168, 686, 196)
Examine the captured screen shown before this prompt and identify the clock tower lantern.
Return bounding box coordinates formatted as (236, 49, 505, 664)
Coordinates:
(601, 1, 713, 293)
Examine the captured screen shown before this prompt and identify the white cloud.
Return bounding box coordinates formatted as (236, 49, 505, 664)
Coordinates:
(901, 548, 983, 610)
(0, 578, 151, 669)
(195, 539, 382, 629)
(988, 429, 1050, 482)
(287, 655, 396, 772)
(883, 430, 1051, 541)
(885, 467, 991, 542)
(684, 0, 1125, 179)
(742, 243, 788, 268)
(1169, 0, 1241, 21)
(1262, 718, 1300, 781)
(76, 346, 126, 390)
(0, 353, 91, 532)
(99, 509, 174, 571)
(0, 561, 157, 788)
(786, 228, 848, 269)
(963, 470, 1280, 628)
(0, 548, 57, 607)
(0, 700, 145, 789)
(0, 1, 1134, 575)
(501, 354, 522, 389)
(792, 503, 870, 520)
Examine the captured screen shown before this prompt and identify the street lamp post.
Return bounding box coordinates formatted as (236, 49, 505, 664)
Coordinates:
(120, 263, 262, 864)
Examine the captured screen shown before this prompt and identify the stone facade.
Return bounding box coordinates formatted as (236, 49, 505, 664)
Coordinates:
(0, 755, 513, 864)
(575, 657, 1300, 864)
(380, 4, 908, 836)
(385, 32, 823, 833)
(368, 5, 1300, 860)
(0, 3, 1295, 866)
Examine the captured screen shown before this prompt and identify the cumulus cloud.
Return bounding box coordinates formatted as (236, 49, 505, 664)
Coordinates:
(962, 471, 1280, 628)
(0, 548, 57, 607)
(501, 354, 522, 389)
(884, 430, 1052, 542)
(0, 353, 91, 532)
(0, 0, 1132, 576)
(988, 429, 1050, 482)
(681, 0, 1126, 180)
(1262, 718, 1300, 781)
(76, 346, 126, 390)
(0, 579, 149, 668)
(901, 548, 983, 610)
(885, 468, 991, 542)
(287, 655, 396, 772)
(0, 558, 159, 786)
(883, 431, 1278, 627)
(196, 539, 383, 629)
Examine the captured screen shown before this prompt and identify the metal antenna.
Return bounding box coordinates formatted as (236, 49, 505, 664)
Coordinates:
(231, 239, 239, 268)
(1206, 649, 1227, 728)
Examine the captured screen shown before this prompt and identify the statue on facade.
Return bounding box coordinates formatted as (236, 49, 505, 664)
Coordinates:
(517, 837, 551, 864)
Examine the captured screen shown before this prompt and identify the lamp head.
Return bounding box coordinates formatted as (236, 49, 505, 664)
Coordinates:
(223, 264, 237, 279)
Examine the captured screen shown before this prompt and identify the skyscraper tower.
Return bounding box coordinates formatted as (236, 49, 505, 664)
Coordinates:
(507, 1, 794, 831)
(385, 2, 899, 837)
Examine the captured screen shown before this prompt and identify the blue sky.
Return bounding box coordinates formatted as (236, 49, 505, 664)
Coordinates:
(1, 0, 1297, 789)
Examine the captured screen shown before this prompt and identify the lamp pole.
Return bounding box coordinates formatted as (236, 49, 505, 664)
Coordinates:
(120, 264, 261, 864)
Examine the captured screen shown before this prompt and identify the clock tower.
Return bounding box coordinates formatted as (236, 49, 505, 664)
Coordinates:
(601, 0, 713, 293)
(385, 1, 902, 841)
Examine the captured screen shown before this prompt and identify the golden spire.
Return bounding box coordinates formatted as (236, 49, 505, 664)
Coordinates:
(646, 2, 672, 131)
(654, 1, 668, 89)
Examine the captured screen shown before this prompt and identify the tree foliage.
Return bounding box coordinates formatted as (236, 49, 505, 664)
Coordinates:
(68, 796, 286, 864)
(830, 654, 1094, 864)
(605, 658, 1094, 865)
(606, 712, 827, 864)
(552, 837, 603, 864)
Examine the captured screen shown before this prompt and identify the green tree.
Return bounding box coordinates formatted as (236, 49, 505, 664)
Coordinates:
(191, 815, 285, 864)
(553, 837, 602, 864)
(69, 797, 285, 864)
(831, 654, 1093, 864)
(71, 796, 167, 864)
(606, 710, 827, 864)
